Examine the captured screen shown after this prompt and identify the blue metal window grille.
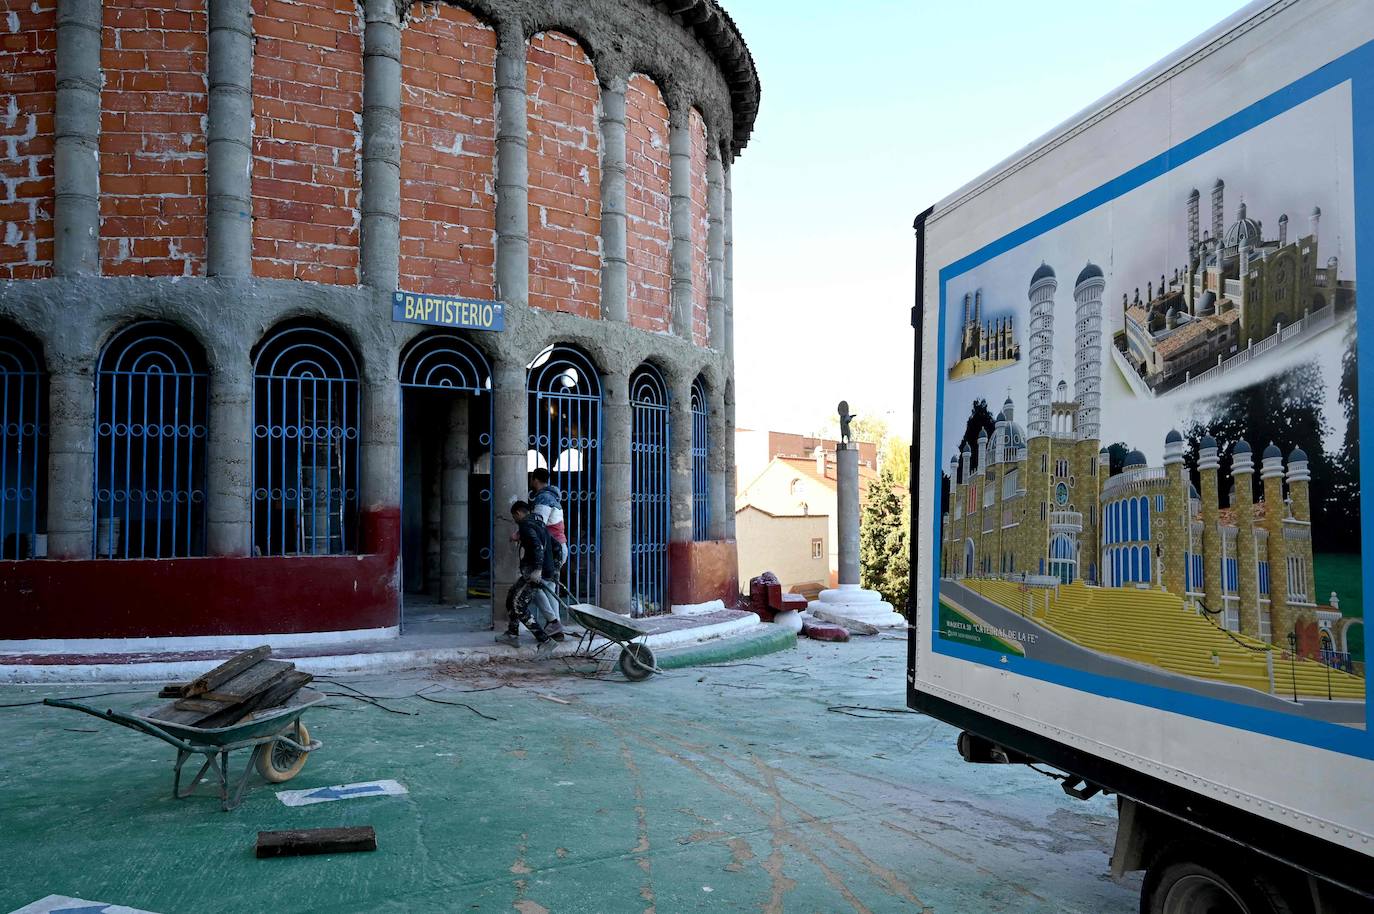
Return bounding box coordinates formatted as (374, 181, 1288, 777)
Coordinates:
(1224, 557, 1239, 593)
(252, 324, 360, 556)
(0, 328, 46, 559)
(94, 322, 208, 559)
(1258, 560, 1270, 595)
(1191, 553, 1205, 591)
(630, 364, 670, 616)
(399, 332, 494, 588)
(528, 344, 601, 604)
(690, 376, 709, 541)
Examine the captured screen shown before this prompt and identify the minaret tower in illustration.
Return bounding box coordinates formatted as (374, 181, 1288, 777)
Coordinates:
(1027, 262, 1058, 438)
(1072, 262, 1105, 441)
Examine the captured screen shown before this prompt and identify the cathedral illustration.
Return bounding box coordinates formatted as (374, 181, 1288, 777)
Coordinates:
(1116, 178, 1356, 395)
(948, 289, 1020, 380)
(942, 261, 1325, 645)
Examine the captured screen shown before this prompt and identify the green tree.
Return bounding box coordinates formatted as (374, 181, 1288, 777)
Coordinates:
(860, 465, 910, 615)
(880, 434, 911, 487)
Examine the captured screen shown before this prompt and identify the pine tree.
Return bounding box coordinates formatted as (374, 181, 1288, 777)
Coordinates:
(860, 465, 910, 615)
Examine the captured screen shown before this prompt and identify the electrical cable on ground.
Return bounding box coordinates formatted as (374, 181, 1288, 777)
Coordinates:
(826, 705, 925, 719)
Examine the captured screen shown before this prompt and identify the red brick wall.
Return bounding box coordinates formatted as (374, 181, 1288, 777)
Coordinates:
(398, 3, 496, 298)
(624, 74, 670, 333)
(251, 0, 362, 284)
(526, 31, 600, 318)
(689, 108, 709, 346)
(100, 0, 207, 277)
(0, 0, 55, 280)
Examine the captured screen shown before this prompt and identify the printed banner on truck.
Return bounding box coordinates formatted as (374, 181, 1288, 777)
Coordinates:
(932, 44, 1373, 757)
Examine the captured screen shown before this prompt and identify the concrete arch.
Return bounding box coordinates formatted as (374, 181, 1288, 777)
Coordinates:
(252, 313, 368, 380)
(1335, 616, 1363, 655)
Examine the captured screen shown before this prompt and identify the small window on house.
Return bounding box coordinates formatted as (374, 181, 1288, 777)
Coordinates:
(811, 538, 823, 560)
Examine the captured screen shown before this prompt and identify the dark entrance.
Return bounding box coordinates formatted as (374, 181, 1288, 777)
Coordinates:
(399, 333, 493, 609)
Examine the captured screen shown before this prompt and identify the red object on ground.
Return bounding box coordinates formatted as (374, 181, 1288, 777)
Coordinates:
(746, 572, 807, 623)
(0, 506, 401, 641)
(801, 620, 850, 642)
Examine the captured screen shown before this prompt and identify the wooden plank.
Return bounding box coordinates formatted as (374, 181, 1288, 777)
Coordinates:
(145, 702, 213, 726)
(196, 670, 312, 729)
(171, 696, 234, 715)
(158, 682, 190, 699)
(201, 660, 294, 703)
(186, 645, 272, 697)
(255, 826, 377, 858)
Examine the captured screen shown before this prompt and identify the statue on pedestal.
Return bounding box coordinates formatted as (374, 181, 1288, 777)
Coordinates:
(838, 400, 856, 446)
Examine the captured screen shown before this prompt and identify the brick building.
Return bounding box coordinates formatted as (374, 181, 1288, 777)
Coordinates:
(0, 0, 759, 648)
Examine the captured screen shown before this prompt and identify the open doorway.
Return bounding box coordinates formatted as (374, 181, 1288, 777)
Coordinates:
(399, 333, 493, 630)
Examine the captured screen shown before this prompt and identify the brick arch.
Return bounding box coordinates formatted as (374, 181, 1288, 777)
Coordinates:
(688, 106, 709, 347)
(398, 1, 498, 299)
(625, 73, 671, 333)
(526, 29, 601, 318)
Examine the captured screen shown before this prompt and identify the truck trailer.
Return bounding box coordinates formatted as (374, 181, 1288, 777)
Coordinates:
(908, 2, 1374, 911)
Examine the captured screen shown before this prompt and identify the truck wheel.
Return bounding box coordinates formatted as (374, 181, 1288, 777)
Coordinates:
(1141, 845, 1294, 914)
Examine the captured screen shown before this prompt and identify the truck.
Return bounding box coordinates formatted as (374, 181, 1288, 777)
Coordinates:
(907, 2, 1374, 911)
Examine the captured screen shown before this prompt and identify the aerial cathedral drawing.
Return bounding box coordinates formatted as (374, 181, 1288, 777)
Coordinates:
(1112, 179, 1356, 397)
(947, 289, 1021, 380)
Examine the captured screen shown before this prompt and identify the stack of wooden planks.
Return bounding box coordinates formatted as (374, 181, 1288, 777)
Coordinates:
(151, 646, 313, 728)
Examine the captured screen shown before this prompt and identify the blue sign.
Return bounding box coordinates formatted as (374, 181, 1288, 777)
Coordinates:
(392, 291, 504, 332)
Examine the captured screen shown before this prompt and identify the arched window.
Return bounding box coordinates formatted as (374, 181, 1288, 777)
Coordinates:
(1129, 498, 1139, 541)
(1140, 495, 1150, 541)
(528, 344, 602, 603)
(94, 322, 208, 558)
(1130, 547, 1139, 582)
(0, 326, 46, 559)
(630, 364, 669, 616)
(252, 323, 360, 556)
(1140, 545, 1152, 583)
(691, 375, 709, 541)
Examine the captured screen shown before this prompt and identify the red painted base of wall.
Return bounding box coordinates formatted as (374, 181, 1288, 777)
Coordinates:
(0, 508, 401, 641)
(668, 540, 739, 609)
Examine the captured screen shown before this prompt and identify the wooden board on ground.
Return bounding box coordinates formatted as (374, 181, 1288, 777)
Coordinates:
(185, 645, 272, 697)
(255, 826, 377, 858)
(197, 670, 313, 729)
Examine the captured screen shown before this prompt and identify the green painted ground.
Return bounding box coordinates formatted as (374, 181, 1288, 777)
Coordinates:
(0, 640, 1135, 914)
(938, 600, 1025, 656)
(1314, 552, 1365, 662)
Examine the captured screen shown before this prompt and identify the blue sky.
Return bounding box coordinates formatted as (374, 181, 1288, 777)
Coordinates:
(726, 0, 1250, 436)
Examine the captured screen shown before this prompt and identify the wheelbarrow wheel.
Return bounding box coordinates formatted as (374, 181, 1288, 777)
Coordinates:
(257, 723, 311, 783)
(618, 643, 656, 681)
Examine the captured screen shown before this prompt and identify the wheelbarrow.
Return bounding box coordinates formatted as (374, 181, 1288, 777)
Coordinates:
(44, 689, 324, 811)
(547, 582, 661, 681)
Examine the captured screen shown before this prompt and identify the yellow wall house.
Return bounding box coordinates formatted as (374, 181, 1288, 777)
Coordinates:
(735, 505, 829, 589)
(736, 446, 879, 586)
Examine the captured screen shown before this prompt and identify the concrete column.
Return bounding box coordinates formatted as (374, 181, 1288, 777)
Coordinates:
(490, 359, 527, 627)
(207, 0, 253, 277)
(707, 384, 729, 540)
(1231, 444, 1261, 638)
(706, 143, 725, 350)
(723, 162, 734, 363)
(837, 445, 860, 586)
(206, 362, 252, 556)
(598, 74, 628, 323)
(668, 105, 693, 340)
(668, 374, 693, 543)
(724, 380, 736, 539)
(360, 0, 402, 290)
(599, 368, 633, 613)
(46, 366, 95, 558)
(53, 0, 101, 276)
(359, 369, 401, 527)
(440, 397, 471, 603)
(494, 25, 529, 308)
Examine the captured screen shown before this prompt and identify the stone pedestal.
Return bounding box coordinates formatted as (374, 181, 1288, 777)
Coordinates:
(808, 584, 906, 629)
(807, 443, 906, 629)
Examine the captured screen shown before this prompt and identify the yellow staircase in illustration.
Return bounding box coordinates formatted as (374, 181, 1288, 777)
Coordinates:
(958, 579, 1365, 701)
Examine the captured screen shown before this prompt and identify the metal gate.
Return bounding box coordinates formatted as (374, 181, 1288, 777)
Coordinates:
(0, 328, 46, 559)
(94, 322, 208, 558)
(690, 375, 709, 541)
(399, 332, 494, 591)
(252, 324, 360, 556)
(630, 364, 669, 616)
(527, 344, 601, 604)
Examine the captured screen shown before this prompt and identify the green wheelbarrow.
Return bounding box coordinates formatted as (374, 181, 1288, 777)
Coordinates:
(547, 582, 661, 681)
(44, 689, 324, 811)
